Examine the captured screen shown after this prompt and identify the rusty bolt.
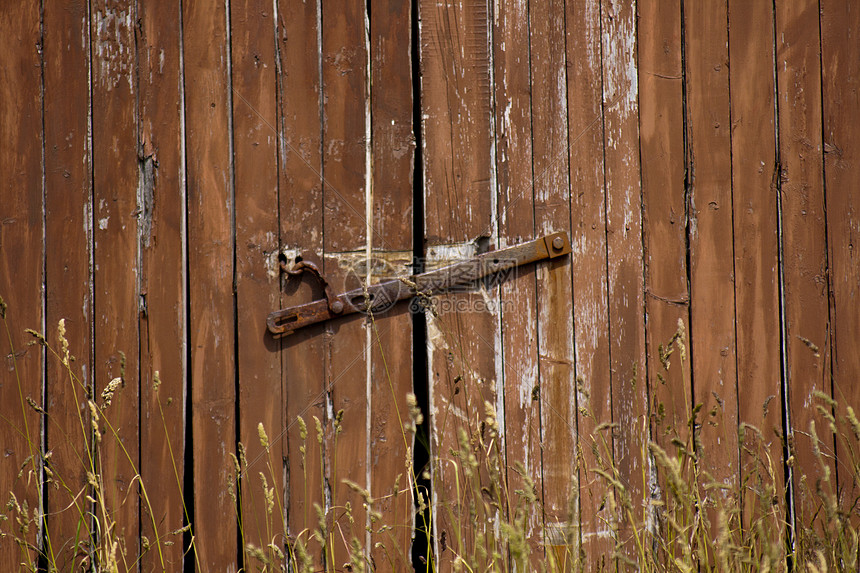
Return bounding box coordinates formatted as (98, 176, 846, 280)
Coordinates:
(330, 300, 344, 314)
(552, 236, 564, 250)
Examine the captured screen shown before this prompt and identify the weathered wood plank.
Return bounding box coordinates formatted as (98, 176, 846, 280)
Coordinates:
(638, 0, 687, 564)
(563, 0, 614, 565)
(418, 0, 498, 569)
(774, 0, 832, 527)
(420, 0, 493, 245)
(0, 2, 43, 569)
(639, 0, 687, 446)
(42, 1, 95, 567)
(600, 0, 648, 565)
(368, 0, 416, 566)
(182, 0, 238, 568)
(530, 0, 576, 567)
(90, 0, 141, 563)
(727, 0, 785, 534)
(820, 0, 860, 506)
(275, 0, 327, 567)
(321, 0, 370, 566)
(136, 0, 187, 567)
(684, 0, 739, 498)
(492, 0, 541, 564)
(230, 0, 283, 564)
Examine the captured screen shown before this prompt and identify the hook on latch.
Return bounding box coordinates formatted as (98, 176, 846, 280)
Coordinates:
(280, 259, 344, 315)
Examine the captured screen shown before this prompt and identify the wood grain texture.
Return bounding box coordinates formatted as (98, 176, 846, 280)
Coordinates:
(639, 0, 688, 436)
(492, 0, 541, 562)
(638, 0, 688, 531)
(42, 1, 95, 567)
(321, 0, 370, 566)
(230, 0, 284, 562)
(727, 0, 785, 533)
(368, 0, 415, 566)
(90, 0, 141, 561)
(563, 0, 614, 565)
(136, 0, 187, 567)
(420, 0, 493, 245)
(530, 0, 576, 567)
(600, 0, 648, 565)
(418, 0, 499, 569)
(774, 0, 833, 522)
(182, 0, 238, 568)
(820, 0, 860, 505)
(275, 0, 327, 567)
(684, 0, 738, 496)
(0, 2, 43, 569)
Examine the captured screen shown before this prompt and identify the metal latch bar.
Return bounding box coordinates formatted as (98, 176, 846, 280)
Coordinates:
(267, 231, 571, 338)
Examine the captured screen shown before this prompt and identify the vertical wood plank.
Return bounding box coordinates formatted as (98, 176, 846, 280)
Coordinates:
(727, 0, 785, 533)
(136, 0, 187, 567)
(368, 0, 416, 566)
(638, 0, 687, 448)
(275, 0, 327, 567)
(420, 0, 493, 244)
(820, 0, 860, 503)
(774, 0, 832, 525)
(0, 2, 43, 569)
(321, 0, 370, 566)
(42, 1, 95, 567)
(418, 0, 497, 569)
(90, 0, 140, 561)
(637, 0, 687, 564)
(493, 0, 541, 562)
(530, 0, 576, 566)
(230, 0, 283, 562)
(563, 0, 614, 565)
(600, 0, 648, 564)
(684, 0, 739, 496)
(182, 0, 238, 568)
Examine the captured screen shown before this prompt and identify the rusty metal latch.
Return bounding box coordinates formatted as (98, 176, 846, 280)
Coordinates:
(267, 231, 572, 338)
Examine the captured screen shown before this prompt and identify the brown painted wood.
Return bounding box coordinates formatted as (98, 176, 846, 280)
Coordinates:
(182, 0, 238, 568)
(774, 0, 833, 527)
(419, 0, 493, 245)
(368, 0, 415, 567)
(0, 2, 43, 569)
(684, 0, 739, 499)
(230, 0, 284, 563)
(418, 0, 498, 569)
(601, 0, 648, 565)
(727, 0, 785, 534)
(369, 304, 414, 569)
(530, 0, 577, 567)
(820, 0, 860, 505)
(492, 0, 542, 564)
(136, 0, 187, 568)
(639, 0, 687, 448)
(275, 0, 327, 567)
(42, 1, 95, 567)
(637, 0, 688, 564)
(563, 0, 614, 565)
(321, 0, 370, 566)
(90, 0, 141, 563)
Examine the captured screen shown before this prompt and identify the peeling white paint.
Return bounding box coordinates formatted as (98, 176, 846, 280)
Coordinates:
(425, 241, 478, 268)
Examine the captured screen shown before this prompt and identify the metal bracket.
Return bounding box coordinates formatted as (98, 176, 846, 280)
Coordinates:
(268, 231, 571, 338)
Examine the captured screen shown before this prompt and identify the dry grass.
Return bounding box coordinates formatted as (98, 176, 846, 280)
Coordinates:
(2, 297, 859, 571)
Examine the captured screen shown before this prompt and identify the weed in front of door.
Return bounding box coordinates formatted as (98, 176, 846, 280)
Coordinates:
(2, 296, 859, 572)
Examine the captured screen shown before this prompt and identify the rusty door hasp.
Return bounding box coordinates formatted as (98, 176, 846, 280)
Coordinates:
(267, 232, 571, 338)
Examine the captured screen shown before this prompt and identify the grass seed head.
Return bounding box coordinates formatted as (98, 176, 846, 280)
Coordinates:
(257, 422, 270, 450)
(101, 377, 122, 407)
